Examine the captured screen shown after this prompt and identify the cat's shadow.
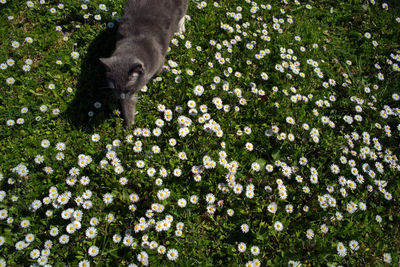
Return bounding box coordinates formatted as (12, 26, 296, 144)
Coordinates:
(64, 28, 119, 131)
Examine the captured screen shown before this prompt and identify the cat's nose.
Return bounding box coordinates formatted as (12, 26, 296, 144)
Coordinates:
(119, 90, 131, 100)
(120, 93, 138, 127)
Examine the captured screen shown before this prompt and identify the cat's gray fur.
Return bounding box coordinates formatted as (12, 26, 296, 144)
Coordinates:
(100, 0, 188, 126)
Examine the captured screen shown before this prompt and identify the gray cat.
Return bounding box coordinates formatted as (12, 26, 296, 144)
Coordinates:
(100, 0, 188, 126)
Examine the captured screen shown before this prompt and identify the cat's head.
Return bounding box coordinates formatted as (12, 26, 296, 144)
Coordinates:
(99, 56, 145, 98)
(100, 56, 146, 126)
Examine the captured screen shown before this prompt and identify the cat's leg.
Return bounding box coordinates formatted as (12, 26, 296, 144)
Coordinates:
(177, 15, 186, 34)
(120, 92, 138, 127)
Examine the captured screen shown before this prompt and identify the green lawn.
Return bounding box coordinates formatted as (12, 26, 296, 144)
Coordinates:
(0, 0, 399, 266)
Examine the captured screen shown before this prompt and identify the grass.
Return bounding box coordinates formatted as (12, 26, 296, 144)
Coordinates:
(0, 0, 399, 266)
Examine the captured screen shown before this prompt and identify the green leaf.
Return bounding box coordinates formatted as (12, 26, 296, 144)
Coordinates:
(271, 149, 280, 160)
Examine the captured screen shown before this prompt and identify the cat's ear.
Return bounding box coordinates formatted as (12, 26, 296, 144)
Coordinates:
(99, 57, 115, 71)
(126, 63, 144, 87)
(128, 63, 144, 78)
